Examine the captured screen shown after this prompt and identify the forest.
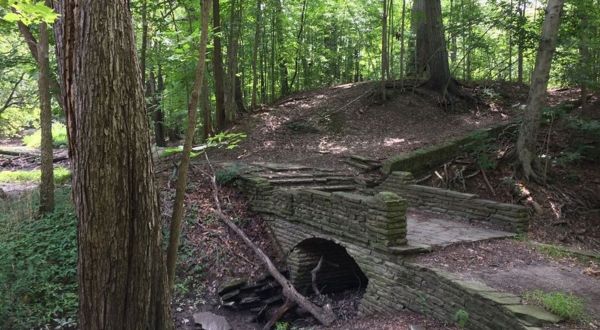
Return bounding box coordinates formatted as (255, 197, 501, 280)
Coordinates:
(0, 0, 599, 329)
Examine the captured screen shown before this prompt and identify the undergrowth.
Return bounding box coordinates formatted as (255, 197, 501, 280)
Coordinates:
(524, 290, 586, 321)
(0, 166, 71, 184)
(22, 122, 68, 148)
(0, 188, 78, 329)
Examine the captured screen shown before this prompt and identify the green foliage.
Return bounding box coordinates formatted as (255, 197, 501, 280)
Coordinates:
(22, 122, 68, 148)
(454, 308, 469, 328)
(0, 106, 38, 137)
(1, 0, 59, 25)
(0, 166, 70, 184)
(0, 188, 78, 329)
(470, 132, 498, 170)
(275, 322, 290, 330)
(524, 290, 586, 321)
(159, 132, 247, 158)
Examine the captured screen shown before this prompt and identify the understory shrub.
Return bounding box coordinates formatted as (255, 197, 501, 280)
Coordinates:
(524, 290, 586, 321)
(0, 188, 78, 329)
(0, 166, 71, 184)
(22, 122, 68, 148)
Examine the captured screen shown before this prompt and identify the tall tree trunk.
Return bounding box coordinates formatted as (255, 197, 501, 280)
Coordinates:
(140, 0, 149, 85)
(577, 1, 591, 110)
(213, 0, 227, 131)
(421, 0, 459, 97)
(225, 0, 242, 121)
(517, 0, 526, 83)
(399, 0, 406, 84)
(154, 65, 167, 147)
(54, 0, 173, 328)
(166, 0, 212, 291)
(17, 22, 64, 112)
(38, 15, 54, 214)
(289, 0, 307, 92)
(202, 66, 213, 140)
(274, 0, 289, 96)
(251, 0, 262, 109)
(381, 0, 389, 101)
(517, 0, 565, 181)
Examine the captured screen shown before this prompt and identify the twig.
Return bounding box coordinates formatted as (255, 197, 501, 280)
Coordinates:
(311, 256, 324, 296)
(204, 154, 336, 327)
(262, 298, 296, 330)
(480, 167, 496, 196)
(415, 174, 432, 184)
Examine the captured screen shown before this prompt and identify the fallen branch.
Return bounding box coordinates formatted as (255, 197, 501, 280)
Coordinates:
(204, 154, 336, 327)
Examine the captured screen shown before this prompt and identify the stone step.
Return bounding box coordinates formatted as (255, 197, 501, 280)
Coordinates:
(506, 304, 563, 327)
(297, 185, 356, 192)
(268, 177, 355, 186)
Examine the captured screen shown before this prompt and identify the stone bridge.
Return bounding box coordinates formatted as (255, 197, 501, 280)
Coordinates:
(230, 162, 560, 330)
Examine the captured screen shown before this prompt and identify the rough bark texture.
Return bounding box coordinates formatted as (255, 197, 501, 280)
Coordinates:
(54, 0, 172, 328)
(517, 0, 565, 181)
(166, 0, 212, 291)
(38, 17, 54, 214)
(421, 0, 458, 96)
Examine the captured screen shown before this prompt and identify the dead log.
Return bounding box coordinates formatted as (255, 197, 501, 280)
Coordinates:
(205, 155, 336, 327)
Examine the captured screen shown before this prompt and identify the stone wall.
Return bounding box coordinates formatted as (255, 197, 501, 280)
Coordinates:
(234, 173, 554, 330)
(381, 123, 517, 175)
(236, 175, 408, 252)
(378, 172, 529, 233)
(266, 217, 544, 330)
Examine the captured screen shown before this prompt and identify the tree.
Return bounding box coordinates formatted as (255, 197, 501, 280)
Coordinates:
(517, 0, 565, 181)
(54, 0, 172, 328)
(37, 2, 53, 214)
(166, 0, 212, 291)
(381, 0, 389, 101)
(213, 0, 227, 131)
(419, 0, 460, 98)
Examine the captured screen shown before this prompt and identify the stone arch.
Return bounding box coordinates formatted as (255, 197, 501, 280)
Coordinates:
(287, 237, 369, 295)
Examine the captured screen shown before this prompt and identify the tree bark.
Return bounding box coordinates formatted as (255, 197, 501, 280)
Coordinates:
(166, 0, 212, 291)
(202, 65, 213, 140)
(250, 0, 262, 109)
(517, 0, 526, 83)
(381, 0, 389, 101)
(213, 0, 227, 131)
(17, 22, 64, 111)
(38, 14, 54, 215)
(54, 0, 172, 328)
(517, 0, 565, 181)
(421, 0, 459, 97)
(154, 66, 167, 147)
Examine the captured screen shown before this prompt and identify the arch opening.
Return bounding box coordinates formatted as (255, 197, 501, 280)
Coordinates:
(288, 238, 368, 295)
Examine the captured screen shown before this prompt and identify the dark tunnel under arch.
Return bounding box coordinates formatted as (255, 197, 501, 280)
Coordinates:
(287, 238, 369, 295)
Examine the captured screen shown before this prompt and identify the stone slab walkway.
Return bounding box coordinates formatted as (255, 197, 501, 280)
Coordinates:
(406, 209, 514, 248)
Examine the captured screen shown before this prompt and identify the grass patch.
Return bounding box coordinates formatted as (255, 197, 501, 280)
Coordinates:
(0, 167, 71, 184)
(22, 122, 68, 148)
(0, 188, 78, 329)
(524, 290, 586, 321)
